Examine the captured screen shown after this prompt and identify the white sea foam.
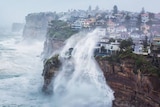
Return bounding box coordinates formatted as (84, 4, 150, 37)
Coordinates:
(51, 29, 114, 107)
(0, 33, 46, 107)
(0, 29, 114, 107)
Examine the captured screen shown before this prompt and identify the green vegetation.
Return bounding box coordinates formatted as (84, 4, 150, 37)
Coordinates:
(119, 38, 133, 51)
(97, 49, 160, 77)
(113, 5, 118, 15)
(96, 39, 160, 77)
(47, 20, 78, 40)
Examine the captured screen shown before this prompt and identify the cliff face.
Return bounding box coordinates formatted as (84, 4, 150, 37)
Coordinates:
(42, 54, 61, 94)
(42, 20, 78, 58)
(43, 38, 64, 58)
(23, 12, 57, 40)
(97, 59, 160, 107)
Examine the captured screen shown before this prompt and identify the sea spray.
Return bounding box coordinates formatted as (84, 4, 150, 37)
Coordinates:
(0, 32, 49, 106)
(51, 29, 114, 107)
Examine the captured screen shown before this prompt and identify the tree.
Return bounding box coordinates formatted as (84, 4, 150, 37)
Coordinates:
(119, 38, 133, 51)
(101, 46, 106, 53)
(125, 13, 131, 27)
(88, 5, 92, 11)
(125, 13, 131, 21)
(136, 14, 142, 28)
(95, 5, 99, 11)
(113, 5, 118, 15)
(143, 36, 148, 50)
(141, 7, 145, 14)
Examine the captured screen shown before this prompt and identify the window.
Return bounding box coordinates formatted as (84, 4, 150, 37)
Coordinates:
(111, 46, 113, 49)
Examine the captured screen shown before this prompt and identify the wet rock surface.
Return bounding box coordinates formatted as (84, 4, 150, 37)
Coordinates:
(42, 54, 61, 94)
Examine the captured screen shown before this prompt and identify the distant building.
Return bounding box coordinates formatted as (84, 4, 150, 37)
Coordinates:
(95, 40, 120, 55)
(154, 13, 160, 20)
(107, 20, 116, 33)
(141, 13, 149, 23)
(141, 24, 150, 34)
(97, 28, 106, 37)
(95, 19, 106, 26)
(115, 26, 127, 33)
(151, 36, 160, 57)
(71, 20, 83, 29)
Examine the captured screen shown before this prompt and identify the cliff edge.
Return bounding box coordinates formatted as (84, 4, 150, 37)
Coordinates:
(96, 54, 160, 107)
(23, 12, 57, 40)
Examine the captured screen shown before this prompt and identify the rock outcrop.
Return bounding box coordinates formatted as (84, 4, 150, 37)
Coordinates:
(97, 59, 160, 107)
(42, 54, 61, 94)
(23, 12, 57, 40)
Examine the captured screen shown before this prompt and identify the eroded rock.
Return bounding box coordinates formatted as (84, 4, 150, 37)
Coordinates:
(42, 54, 61, 94)
(97, 59, 160, 107)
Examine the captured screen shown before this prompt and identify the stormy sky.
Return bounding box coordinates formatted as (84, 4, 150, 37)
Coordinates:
(0, 0, 160, 27)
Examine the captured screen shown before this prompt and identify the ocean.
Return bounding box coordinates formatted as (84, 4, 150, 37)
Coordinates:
(0, 31, 47, 107)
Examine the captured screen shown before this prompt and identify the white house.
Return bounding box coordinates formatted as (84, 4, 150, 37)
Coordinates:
(97, 28, 106, 37)
(130, 32, 141, 39)
(141, 13, 149, 23)
(107, 20, 116, 33)
(109, 33, 120, 39)
(116, 26, 127, 33)
(96, 40, 120, 54)
(71, 20, 83, 29)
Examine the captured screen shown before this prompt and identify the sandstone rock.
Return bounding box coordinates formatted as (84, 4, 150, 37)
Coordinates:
(42, 54, 61, 94)
(97, 59, 160, 107)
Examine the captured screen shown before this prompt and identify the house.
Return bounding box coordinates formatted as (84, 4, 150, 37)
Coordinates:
(95, 19, 106, 26)
(141, 24, 150, 34)
(141, 13, 149, 23)
(116, 32, 129, 40)
(109, 33, 120, 39)
(151, 24, 160, 35)
(130, 32, 141, 39)
(107, 20, 116, 33)
(154, 13, 160, 20)
(95, 40, 120, 55)
(133, 44, 143, 54)
(83, 18, 96, 28)
(99, 37, 109, 43)
(116, 25, 127, 33)
(71, 20, 83, 29)
(105, 40, 120, 54)
(97, 28, 106, 37)
(83, 20, 90, 28)
(151, 36, 160, 57)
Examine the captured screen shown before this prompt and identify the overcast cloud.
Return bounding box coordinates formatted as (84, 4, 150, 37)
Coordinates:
(0, 0, 160, 27)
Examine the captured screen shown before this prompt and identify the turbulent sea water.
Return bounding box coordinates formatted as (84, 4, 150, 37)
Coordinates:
(0, 32, 47, 107)
(0, 29, 114, 107)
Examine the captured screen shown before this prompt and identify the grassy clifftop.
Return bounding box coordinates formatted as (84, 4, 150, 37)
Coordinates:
(47, 20, 78, 40)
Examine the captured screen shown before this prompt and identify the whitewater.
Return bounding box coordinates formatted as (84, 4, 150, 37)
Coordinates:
(46, 29, 114, 107)
(0, 29, 114, 107)
(0, 32, 47, 107)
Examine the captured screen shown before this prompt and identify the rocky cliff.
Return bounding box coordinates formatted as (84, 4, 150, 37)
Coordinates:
(42, 20, 78, 58)
(42, 52, 160, 106)
(97, 58, 160, 107)
(42, 54, 61, 94)
(23, 12, 57, 40)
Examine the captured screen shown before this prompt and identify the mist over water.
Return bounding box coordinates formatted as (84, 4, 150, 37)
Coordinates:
(0, 32, 47, 107)
(50, 29, 114, 107)
(0, 29, 114, 107)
